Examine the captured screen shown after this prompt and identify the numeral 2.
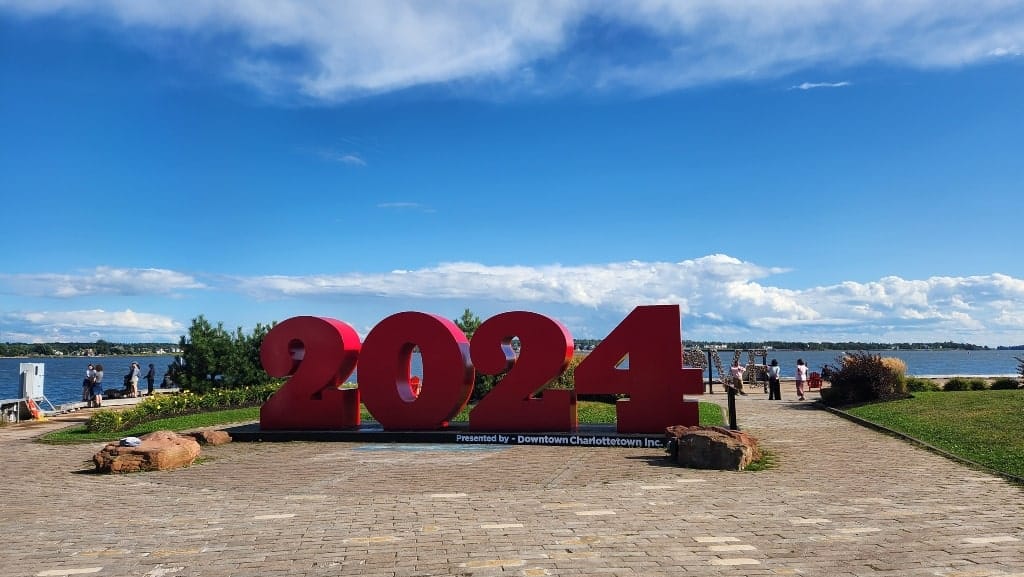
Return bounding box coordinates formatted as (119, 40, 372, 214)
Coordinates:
(259, 316, 361, 430)
(468, 311, 577, 432)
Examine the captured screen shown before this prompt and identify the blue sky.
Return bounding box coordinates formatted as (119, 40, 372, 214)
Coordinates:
(1, 1, 1023, 347)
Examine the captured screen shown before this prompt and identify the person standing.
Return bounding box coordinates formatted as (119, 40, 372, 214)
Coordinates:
(729, 360, 747, 394)
(128, 362, 141, 397)
(90, 364, 105, 408)
(795, 358, 808, 401)
(145, 363, 156, 396)
(767, 359, 782, 400)
(82, 364, 95, 402)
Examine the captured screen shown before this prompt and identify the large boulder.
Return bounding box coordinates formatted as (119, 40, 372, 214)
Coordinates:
(186, 429, 232, 446)
(93, 430, 201, 473)
(665, 425, 761, 471)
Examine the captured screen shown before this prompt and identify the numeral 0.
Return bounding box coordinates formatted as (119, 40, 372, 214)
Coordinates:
(259, 305, 703, 433)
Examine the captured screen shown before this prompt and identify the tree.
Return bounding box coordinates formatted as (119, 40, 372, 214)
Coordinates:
(454, 308, 482, 340)
(453, 308, 497, 400)
(224, 322, 274, 388)
(175, 315, 275, 393)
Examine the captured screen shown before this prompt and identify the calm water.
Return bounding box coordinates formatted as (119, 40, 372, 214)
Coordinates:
(3, 349, 1020, 407)
(695, 349, 1021, 379)
(1, 356, 177, 407)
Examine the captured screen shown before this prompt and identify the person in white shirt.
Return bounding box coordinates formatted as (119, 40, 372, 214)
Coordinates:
(795, 358, 809, 401)
(82, 364, 95, 402)
(767, 359, 782, 400)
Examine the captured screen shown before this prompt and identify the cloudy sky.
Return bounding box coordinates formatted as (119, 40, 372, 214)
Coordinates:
(1, 1, 1023, 347)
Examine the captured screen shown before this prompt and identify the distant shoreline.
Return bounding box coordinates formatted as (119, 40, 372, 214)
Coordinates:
(0, 353, 176, 360)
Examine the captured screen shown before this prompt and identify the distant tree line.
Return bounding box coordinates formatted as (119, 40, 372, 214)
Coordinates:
(0, 341, 178, 358)
(2, 335, 1000, 361)
(682, 340, 994, 351)
(574, 339, 995, 351)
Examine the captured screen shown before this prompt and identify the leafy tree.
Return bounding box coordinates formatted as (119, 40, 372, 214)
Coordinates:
(453, 308, 498, 400)
(174, 315, 275, 393)
(454, 308, 483, 339)
(225, 322, 274, 388)
(93, 339, 113, 355)
(30, 343, 53, 355)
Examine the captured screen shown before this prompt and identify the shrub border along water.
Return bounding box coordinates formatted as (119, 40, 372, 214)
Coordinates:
(86, 384, 280, 433)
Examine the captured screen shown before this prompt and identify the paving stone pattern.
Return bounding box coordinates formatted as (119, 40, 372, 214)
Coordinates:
(2, 393, 1022, 577)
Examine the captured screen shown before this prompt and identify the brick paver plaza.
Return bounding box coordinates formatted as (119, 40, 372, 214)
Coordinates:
(2, 393, 1021, 576)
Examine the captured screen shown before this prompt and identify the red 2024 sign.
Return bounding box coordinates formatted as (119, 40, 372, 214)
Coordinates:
(259, 304, 704, 434)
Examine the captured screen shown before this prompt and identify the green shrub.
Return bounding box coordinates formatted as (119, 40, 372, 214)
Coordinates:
(86, 410, 124, 433)
(86, 383, 280, 433)
(990, 377, 1021, 390)
(547, 354, 620, 403)
(905, 377, 940, 392)
(819, 351, 908, 406)
(969, 378, 988, 391)
(943, 377, 971, 391)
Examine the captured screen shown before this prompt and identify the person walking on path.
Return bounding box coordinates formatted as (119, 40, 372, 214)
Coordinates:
(145, 363, 156, 396)
(795, 358, 808, 401)
(767, 358, 782, 400)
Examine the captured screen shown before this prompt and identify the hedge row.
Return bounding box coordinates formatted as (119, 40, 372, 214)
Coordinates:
(905, 376, 1021, 392)
(86, 383, 281, 433)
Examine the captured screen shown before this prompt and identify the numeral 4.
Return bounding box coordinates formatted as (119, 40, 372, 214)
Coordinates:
(573, 305, 703, 433)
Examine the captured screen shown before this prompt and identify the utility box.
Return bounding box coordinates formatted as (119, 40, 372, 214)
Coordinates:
(19, 363, 45, 398)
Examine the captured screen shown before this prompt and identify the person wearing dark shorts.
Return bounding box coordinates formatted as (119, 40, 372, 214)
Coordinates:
(145, 363, 156, 396)
(90, 364, 105, 408)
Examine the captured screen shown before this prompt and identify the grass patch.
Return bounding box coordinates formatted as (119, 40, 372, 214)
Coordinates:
(744, 448, 777, 472)
(846, 390, 1024, 479)
(42, 400, 723, 444)
(699, 401, 725, 427)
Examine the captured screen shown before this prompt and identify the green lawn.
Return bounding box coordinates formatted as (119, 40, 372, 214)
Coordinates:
(846, 390, 1024, 479)
(42, 400, 724, 444)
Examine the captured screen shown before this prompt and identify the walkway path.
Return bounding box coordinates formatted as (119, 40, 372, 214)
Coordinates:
(1, 390, 1021, 577)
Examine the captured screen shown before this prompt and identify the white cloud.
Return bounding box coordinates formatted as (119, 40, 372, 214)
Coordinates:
(223, 258, 1024, 344)
(338, 154, 366, 166)
(3, 257, 1024, 345)
(233, 256, 769, 307)
(376, 202, 435, 213)
(2, 1, 1022, 101)
(0, 267, 206, 298)
(316, 148, 367, 166)
(792, 81, 851, 90)
(3, 308, 184, 342)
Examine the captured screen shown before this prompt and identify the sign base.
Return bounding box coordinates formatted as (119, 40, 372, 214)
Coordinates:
(226, 423, 666, 449)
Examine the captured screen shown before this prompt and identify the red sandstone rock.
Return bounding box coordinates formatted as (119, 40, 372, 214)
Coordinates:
(186, 429, 232, 446)
(665, 425, 761, 471)
(93, 430, 201, 473)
